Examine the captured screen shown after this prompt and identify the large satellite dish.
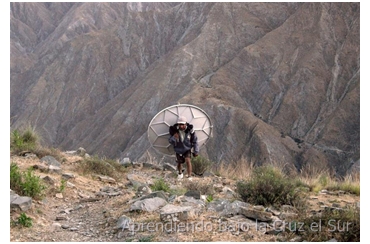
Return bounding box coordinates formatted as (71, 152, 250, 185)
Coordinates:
(148, 104, 213, 155)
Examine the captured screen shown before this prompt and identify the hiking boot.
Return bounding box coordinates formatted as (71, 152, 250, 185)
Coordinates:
(177, 173, 183, 180)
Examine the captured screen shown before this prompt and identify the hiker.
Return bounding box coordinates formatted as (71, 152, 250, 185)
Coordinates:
(168, 116, 199, 180)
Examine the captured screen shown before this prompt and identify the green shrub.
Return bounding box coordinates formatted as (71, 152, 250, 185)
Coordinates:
(236, 165, 306, 207)
(10, 128, 65, 160)
(22, 169, 46, 198)
(10, 163, 46, 199)
(10, 128, 39, 154)
(10, 163, 23, 193)
(191, 156, 212, 176)
(59, 179, 67, 193)
(16, 213, 33, 227)
(206, 195, 214, 202)
(150, 178, 170, 192)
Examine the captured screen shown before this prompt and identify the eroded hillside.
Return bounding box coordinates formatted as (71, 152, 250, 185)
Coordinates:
(10, 2, 360, 176)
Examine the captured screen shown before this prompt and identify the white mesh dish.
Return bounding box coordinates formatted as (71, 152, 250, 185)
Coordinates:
(148, 104, 213, 155)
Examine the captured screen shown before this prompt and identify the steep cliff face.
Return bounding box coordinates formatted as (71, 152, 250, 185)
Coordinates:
(10, 2, 360, 176)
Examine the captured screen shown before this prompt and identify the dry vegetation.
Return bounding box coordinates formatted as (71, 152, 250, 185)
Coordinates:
(10, 128, 360, 241)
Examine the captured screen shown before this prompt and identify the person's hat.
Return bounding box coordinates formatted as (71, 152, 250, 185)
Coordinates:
(177, 116, 187, 124)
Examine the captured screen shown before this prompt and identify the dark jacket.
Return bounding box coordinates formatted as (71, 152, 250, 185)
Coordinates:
(168, 123, 199, 155)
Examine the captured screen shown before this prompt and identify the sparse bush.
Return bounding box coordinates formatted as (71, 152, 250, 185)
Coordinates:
(291, 207, 360, 241)
(138, 235, 155, 242)
(236, 165, 307, 207)
(59, 179, 67, 193)
(16, 213, 33, 227)
(191, 156, 212, 176)
(211, 157, 254, 180)
(321, 181, 360, 196)
(335, 181, 360, 196)
(150, 178, 170, 192)
(10, 128, 64, 160)
(183, 179, 215, 195)
(76, 155, 126, 180)
(10, 163, 23, 193)
(169, 186, 187, 196)
(304, 173, 360, 196)
(21, 168, 47, 198)
(206, 195, 214, 202)
(33, 147, 64, 161)
(11, 128, 39, 154)
(319, 174, 329, 186)
(10, 163, 46, 199)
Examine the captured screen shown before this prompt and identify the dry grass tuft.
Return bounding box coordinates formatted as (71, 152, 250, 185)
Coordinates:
(211, 157, 254, 180)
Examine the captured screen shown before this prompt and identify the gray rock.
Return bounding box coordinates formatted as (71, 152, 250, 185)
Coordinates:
(129, 197, 167, 212)
(42, 175, 55, 185)
(207, 199, 231, 212)
(163, 163, 177, 172)
(142, 163, 162, 170)
(62, 173, 75, 180)
(160, 204, 198, 222)
(184, 190, 201, 199)
(120, 158, 132, 167)
(116, 215, 132, 230)
(98, 175, 116, 183)
(221, 200, 250, 217)
(182, 196, 206, 209)
(40, 156, 61, 167)
(207, 199, 249, 217)
(240, 206, 273, 222)
(136, 185, 152, 197)
(139, 191, 169, 202)
(10, 194, 32, 211)
(126, 174, 146, 188)
(48, 165, 62, 174)
(96, 186, 122, 197)
(51, 222, 62, 230)
(77, 147, 86, 157)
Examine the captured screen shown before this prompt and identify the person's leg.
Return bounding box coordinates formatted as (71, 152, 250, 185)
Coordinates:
(185, 157, 192, 177)
(177, 161, 182, 174)
(184, 151, 192, 178)
(176, 154, 184, 179)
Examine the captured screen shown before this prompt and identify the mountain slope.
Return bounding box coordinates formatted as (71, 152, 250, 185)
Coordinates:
(10, 2, 360, 176)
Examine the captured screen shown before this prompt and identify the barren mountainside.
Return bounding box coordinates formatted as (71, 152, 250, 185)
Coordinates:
(10, 2, 360, 176)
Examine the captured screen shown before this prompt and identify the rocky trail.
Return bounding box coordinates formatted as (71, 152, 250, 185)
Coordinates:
(10, 151, 360, 242)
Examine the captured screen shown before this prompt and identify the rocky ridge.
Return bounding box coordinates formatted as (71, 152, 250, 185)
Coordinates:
(10, 150, 360, 242)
